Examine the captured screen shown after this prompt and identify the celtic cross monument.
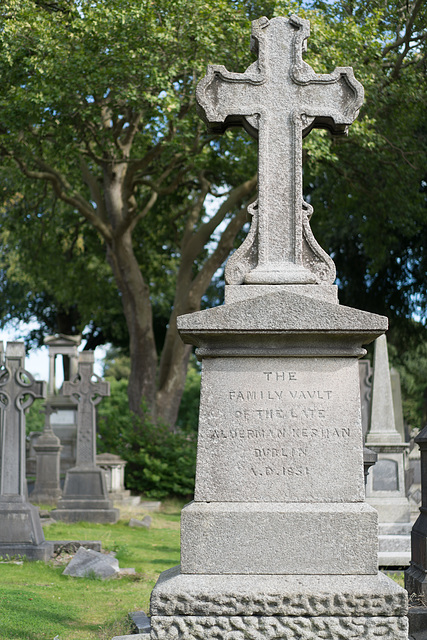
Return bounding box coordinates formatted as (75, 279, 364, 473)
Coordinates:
(51, 352, 119, 523)
(0, 342, 53, 560)
(147, 15, 409, 640)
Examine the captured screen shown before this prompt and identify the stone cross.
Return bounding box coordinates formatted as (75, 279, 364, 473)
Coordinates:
(0, 342, 45, 498)
(63, 352, 109, 467)
(196, 15, 364, 285)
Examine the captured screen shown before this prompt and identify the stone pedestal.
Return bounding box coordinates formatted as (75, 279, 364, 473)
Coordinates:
(30, 406, 63, 505)
(149, 288, 409, 639)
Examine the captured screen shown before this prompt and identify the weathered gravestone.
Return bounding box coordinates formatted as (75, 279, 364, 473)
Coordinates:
(0, 342, 53, 561)
(51, 352, 119, 523)
(29, 405, 62, 506)
(148, 15, 409, 640)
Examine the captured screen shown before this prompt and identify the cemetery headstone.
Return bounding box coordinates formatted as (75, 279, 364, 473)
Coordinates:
(0, 342, 53, 561)
(29, 404, 62, 505)
(51, 352, 119, 523)
(148, 15, 409, 640)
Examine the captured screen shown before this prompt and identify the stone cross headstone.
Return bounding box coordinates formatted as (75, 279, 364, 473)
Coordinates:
(0, 342, 53, 561)
(29, 404, 62, 506)
(197, 14, 362, 286)
(51, 352, 119, 523)
(148, 15, 409, 640)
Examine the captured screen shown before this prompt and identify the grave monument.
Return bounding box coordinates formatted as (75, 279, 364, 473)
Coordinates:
(29, 405, 63, 506)
(0, 342, 53, 561)
(148, 15, 408, 640)
(51, 352, 119, 523)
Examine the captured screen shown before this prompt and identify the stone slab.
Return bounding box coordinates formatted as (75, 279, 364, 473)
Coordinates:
(379, 551, 411, 567)
(0, 541, 53, 561)
(379, 535, 411, 553)
(151, 615, 408, 640)
(195, 356, 365, 503)
(50, 508, 119, 523)
(112, 636, 148, 640)
(130, 611, 151, 634)
(380, 523, 413, 535)
(181, 502, 378, 575)
(150, 565, 407, 616)
(63, 546, 119, 578)
(52, 540, 102, 553)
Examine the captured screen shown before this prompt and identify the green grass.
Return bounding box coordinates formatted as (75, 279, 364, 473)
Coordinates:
(0, 500, 183, 640)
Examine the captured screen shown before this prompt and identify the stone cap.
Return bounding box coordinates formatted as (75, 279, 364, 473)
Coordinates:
(44, 334, 81, 348)
(96, 453, 126, 465)
(178, 290, 387, 357)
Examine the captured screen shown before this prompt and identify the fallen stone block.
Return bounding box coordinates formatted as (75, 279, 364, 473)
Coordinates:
(129, 516, 151, 529)
(62, 546, 119, 579)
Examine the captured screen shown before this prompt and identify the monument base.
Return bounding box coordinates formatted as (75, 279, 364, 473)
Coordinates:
(150, 566, 408, 640)
(0, 541, 53, 561)
(50, 466, 119, 523)
(0, 500, 53, 560)
(50, 507, 119, 523)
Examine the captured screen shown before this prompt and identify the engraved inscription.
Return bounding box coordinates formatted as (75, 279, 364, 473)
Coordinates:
(196, 357, 364, 502)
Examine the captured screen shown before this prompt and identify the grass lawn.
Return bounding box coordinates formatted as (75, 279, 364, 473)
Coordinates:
(0, 500, 183, 640)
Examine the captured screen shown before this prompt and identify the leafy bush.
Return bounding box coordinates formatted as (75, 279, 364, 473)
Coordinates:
(97, 379, 197, 499)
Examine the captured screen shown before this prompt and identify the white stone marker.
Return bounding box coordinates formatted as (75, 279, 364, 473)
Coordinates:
(149, 15, 409, 640)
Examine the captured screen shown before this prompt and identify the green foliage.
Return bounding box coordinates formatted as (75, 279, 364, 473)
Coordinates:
(25, 398, 45, 436)
(176, 355, 201, 432)
(97, 379, 197, 498)
(388, 338, 427, 432)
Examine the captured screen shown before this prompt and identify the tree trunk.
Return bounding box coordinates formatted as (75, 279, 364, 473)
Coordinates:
(106, 229, 158, 417)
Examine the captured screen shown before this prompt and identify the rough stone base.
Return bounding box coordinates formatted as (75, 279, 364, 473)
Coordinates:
(0, 541, 53, 561)
(50, 507, 119, 523)
(151, 614, 408, 640)
(150, 566, 409, 640)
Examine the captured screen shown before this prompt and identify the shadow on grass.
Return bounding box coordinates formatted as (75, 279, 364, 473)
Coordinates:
(1, 588, 97, 640)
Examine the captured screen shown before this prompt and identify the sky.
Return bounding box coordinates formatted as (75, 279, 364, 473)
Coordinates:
(1, 321, 107, 383)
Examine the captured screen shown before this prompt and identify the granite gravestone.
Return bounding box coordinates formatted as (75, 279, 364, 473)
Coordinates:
(29, 405, 62, 506)
(51, 352, 119, 523)
(148, 15, 409, 640)
(0, 342, 53, 561)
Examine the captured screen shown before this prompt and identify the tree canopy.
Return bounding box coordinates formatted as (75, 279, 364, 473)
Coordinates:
(0, 0, 426, 425)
